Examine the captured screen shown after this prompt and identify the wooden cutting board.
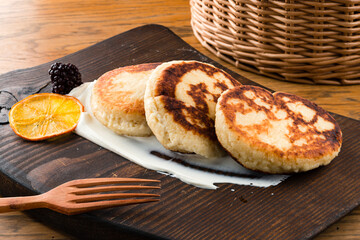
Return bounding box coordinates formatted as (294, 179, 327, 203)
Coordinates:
(1, 24, 360, 240)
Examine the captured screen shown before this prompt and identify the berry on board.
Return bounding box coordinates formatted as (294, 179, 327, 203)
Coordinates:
(49, 63, 83, 94)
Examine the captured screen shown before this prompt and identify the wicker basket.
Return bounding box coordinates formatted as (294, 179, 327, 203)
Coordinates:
(190, 0, 360, 85)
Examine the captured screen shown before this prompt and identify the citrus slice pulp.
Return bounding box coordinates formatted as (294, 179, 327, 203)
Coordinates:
(9, 93, 84, 141)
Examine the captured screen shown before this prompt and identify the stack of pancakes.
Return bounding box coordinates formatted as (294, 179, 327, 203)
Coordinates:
(91, 60, 342, 174)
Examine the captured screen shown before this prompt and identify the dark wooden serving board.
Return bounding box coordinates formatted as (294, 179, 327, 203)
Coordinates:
(1, 24, 360, 240)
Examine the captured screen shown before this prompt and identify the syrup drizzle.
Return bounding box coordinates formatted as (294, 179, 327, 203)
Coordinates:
(150, 151, 260, 179)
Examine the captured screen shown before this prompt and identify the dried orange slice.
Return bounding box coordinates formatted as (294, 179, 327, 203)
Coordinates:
(9, 93, 84, 141)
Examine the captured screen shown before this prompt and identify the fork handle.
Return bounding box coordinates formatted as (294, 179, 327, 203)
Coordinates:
(0, 194, 46, 213)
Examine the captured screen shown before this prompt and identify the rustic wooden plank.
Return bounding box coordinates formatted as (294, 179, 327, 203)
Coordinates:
(0, 24, 360, 240)
(1, 0, 360, 239)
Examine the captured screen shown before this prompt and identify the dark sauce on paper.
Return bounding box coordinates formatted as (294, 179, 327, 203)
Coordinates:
(150, 151, 260, 179)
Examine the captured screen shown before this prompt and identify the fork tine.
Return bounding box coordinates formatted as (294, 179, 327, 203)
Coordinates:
(72, 198, 160, 214)
(70, 178, 160, 188)
(72, 185, 160, 195)
(73, 193, 160, 203)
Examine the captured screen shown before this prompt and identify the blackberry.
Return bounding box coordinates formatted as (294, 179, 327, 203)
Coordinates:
(48, 62, 83, 94)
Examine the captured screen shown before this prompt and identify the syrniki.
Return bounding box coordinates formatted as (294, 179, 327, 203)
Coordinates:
(215, 85, 342, 174)
(144, 60, 241, 158)
(91, 63, 161, 136)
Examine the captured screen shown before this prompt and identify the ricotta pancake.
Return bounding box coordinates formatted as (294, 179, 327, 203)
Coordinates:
(215, 85, 342, 174)
(91, 63, 161, 136)
(144, 60, 241, 158)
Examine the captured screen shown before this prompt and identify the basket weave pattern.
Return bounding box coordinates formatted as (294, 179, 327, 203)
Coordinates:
(190, 0, 360, 85)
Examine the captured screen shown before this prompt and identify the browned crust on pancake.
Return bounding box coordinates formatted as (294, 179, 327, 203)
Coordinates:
(154, 61, 239, 98)
(154, 61, 240, 140)
(219, 85, 342, 160)
(160, 95, 217, 141)
(94, 63, 161, 114)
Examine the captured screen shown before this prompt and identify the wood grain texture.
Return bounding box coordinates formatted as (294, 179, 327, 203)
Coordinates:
(0, 211, 73, 240)
(1, 24, 360, 240)
(0, 0, 359, 239)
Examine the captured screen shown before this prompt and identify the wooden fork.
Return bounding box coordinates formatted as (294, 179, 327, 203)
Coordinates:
(0, 178, 160, 215)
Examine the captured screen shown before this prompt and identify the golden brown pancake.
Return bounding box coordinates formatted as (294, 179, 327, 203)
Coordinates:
(144, 60, 241, 158)
(215, 85, 342, 173)
(91, 63, 161, 136)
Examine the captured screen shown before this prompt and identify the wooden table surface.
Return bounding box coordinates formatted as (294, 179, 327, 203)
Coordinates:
(0, 0, 359, 239)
